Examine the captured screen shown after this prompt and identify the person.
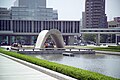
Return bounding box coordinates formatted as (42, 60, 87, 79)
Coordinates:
(44, 43, 48, 48)
(50, 42, 54, 48)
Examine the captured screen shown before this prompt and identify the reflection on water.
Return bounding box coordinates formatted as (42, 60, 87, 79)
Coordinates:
(29, 53, 120, 78)
(31, 54, 63, 61)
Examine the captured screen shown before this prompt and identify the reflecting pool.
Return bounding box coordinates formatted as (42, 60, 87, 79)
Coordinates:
(29, 53, 120, 78)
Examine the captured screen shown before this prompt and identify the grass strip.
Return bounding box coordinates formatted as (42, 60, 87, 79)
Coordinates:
(0, 48, 119, 80)
(92, 46, 120, 52)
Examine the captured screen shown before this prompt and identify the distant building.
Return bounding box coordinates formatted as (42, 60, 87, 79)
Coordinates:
(85, 0, 108, 28)
(108, 21, 120, 28)
(114, 17, 120, 23)
(53, 10, 58, 20)
(14, 0, 46, 8)
(108, 17, 120, 28)
(108, 17, 120, 43)
(11, 0, 58, 20)
(0, 20, 80, 45)
(0, 7, 10, 19)
(11, 7, 57, 20)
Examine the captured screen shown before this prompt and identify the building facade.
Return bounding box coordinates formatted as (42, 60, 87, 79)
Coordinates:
(108, 21, 120, 28)
(85, 0, 108, 28)
(14, 0, 46, 8)
(11, 0, 58, 20)
(107, 17, 120, 43)
(0, 20, 80, 45)
(0, 8, 10, 19)
(11, 7, 57, 20)
(108, 17, 120, 28)
(114, 17, 120, 23)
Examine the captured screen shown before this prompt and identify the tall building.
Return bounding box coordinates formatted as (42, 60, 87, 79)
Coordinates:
(0, 7, 10, 19)
(11, 0, 58, 20)
(85, 0, 108, 28)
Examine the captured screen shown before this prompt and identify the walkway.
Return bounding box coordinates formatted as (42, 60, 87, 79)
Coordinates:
(0, 53, 58, 80)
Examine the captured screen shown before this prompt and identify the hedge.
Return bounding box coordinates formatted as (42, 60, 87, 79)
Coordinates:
(0, 48, 119, 80)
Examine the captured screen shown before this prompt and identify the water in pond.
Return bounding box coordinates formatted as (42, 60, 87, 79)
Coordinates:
(29, 53, 120, 78)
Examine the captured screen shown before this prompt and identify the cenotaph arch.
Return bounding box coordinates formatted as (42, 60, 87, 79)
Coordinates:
(35, 29, 65, 48)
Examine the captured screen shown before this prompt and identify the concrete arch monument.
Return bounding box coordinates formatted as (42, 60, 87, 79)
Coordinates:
(35, 29, 65, 48)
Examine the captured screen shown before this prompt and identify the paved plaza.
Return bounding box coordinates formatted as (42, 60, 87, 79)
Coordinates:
(0, 53, 58, 80)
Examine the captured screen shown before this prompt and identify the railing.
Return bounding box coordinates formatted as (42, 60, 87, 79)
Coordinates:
(11, 47, 93, 52)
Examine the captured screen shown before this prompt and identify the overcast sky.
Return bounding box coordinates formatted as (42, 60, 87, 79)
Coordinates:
(0, 0, 120, 21)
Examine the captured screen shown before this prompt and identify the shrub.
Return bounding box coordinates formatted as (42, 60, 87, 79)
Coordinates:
(0, 48, 119, 80)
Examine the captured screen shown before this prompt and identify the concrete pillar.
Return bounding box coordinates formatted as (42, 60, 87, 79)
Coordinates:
(116, 34, 117, 45)
(41, 21, 43, 30)
(6, 36, 8, 44)
(73, 22, 75, 33)
(31, 36, 35, 45)
(12, 36, 15, 43)
(118, 35, 120, 45)
(61, 22, 63, 33)
(8, 36, 12, 45)
(0, 36, 2, 43)
(68, 36, 75, 45)
(116, 34, 120, 45)
(96, 34, 100, 45)
(32, 21, 34, 33)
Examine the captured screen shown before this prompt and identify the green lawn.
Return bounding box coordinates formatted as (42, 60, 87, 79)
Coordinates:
(91, 46, 120, 52)
(66, 46, 120, 52)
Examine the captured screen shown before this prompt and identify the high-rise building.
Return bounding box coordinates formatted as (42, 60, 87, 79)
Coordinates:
(85, 0, 108, 28)
(11, 0, 58, 20)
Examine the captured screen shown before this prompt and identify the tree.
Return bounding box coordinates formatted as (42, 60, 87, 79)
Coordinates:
(82, 34, 96, 42)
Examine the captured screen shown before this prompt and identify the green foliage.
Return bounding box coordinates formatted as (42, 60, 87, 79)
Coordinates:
(83, 34, 96, 42)
(0, 48, 119, 80)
